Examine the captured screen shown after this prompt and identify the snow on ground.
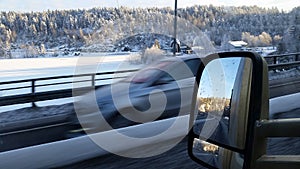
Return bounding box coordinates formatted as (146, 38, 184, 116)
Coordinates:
(269, 67, 300, 81)
(0, 52, 141, 81)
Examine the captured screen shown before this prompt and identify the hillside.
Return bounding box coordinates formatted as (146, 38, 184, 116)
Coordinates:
(0, 5, 299, 58)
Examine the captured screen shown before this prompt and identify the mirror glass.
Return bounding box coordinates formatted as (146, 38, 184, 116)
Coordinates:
(192, 138, 244, 169)
(193, 57, 253, 150)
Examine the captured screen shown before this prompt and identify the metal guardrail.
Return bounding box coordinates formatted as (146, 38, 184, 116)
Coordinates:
(264, 53, 300, 71)
(268, 61, 300, 71)
(264, 53, 299, 64)
(1, 53, 300, 108)
(0, 69, 138, 107)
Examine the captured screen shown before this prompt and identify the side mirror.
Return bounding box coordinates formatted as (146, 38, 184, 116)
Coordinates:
(188, 52, 269, 169)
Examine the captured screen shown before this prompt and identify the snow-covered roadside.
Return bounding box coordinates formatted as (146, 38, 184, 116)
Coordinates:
(269, 67, 300, 81)
(0, 103, 74, 124)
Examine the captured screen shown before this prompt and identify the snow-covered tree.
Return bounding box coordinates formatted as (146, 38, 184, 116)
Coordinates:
(0, 5, 297, 55)
(40, 44, 46, 55)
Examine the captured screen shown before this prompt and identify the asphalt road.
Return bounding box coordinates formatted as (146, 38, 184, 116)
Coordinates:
(56, 137, 202, 169)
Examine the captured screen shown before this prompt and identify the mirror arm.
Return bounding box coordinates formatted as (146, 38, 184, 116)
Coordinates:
(252, 118, 300, 169)
(255, 155, 300, 169)
(256, 119, 300, 137)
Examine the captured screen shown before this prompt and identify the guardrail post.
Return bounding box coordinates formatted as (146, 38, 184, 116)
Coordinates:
(31, 80, 37, 107)
(91, 74, 95, 87)
(295, 54, 299, 61)
(273, 56, 277, 64)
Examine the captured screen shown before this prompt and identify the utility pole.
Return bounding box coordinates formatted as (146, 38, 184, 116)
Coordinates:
(173, 0, 178, 56)
(116, 0, 120, 9)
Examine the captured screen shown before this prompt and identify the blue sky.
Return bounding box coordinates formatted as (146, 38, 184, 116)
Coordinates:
(0, 0, 297, 12)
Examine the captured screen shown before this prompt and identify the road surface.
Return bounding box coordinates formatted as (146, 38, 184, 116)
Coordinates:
(57, 137, 201, 169)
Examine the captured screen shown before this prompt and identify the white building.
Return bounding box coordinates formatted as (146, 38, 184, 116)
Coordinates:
(228, 41, 248, 50)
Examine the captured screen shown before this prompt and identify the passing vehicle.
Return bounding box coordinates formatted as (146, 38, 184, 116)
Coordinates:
(74, 54, 201, 133)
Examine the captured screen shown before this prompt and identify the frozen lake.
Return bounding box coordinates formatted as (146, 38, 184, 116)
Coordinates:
(0, 53, 142, 81)
(0, 53, 144, 112)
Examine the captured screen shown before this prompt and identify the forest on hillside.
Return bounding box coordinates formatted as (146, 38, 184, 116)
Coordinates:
(0, 5, 299, 58)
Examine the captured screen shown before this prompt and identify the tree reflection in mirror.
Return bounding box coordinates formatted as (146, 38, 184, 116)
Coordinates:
(192, 57, 253, 169)
(192, 138, 244, 169)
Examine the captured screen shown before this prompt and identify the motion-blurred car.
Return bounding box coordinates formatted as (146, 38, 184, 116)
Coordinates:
(74, 54, 201, 133)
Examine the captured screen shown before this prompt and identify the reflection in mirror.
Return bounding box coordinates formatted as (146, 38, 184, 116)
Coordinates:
(192, 138, 244, 169)
(193, 57, 252, 150)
